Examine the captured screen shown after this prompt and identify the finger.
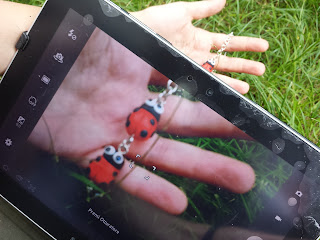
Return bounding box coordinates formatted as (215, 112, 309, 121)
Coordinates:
(212, 33, 269, 52)
(148, 56, 250, 95)
(195, 28, 269, 52)
(199, 52, 266, 76)
(116, 160, 188, 215)
(149, 71, 249, 94)
(149, 94, 251, 140)
(186, 46, 266, 76)
(81, 151, 188, 215)
(148, 69, 169, 86)
(213, 73, 250, 94)
(129, 136, 256, 194)
(184, 0, 226, 20)
(216, 55, 266, 76)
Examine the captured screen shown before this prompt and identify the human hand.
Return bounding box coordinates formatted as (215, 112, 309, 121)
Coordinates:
(132, 0, 269, 94)
(29, 20, 255, 216)
(0, 1, 40, 75)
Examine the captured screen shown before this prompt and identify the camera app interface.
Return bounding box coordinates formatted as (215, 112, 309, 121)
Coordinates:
(1, 6, 319, 240)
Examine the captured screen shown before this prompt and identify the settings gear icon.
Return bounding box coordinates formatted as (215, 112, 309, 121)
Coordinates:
(5, 138, 13, 147)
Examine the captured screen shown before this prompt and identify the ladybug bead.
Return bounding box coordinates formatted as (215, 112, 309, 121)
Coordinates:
(87, 145, 124, 184)
(202, 61, 215, 72)
(126, 99, 164, 141)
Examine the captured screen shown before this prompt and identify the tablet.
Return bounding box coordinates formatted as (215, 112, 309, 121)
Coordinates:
(0, 0, 320, 239)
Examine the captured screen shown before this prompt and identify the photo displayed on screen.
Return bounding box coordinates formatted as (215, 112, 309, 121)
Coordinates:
(2, 8, 320, 240)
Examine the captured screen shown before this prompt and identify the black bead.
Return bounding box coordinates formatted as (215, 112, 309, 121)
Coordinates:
(150, 119, 155, 125)
(96, 156, 101, 162)
(140, 130, 148, 138)
(126, 120, 130, 127)
(113, 171, 118, 177)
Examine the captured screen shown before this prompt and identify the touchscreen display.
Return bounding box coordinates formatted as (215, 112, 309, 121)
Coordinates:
(1, 7, 320, 240)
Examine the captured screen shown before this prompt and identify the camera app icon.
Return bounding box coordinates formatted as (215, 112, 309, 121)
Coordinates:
(53, 52, 64, 64)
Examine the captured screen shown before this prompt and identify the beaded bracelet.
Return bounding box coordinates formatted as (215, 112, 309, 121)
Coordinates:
(87, 80, 178, 185)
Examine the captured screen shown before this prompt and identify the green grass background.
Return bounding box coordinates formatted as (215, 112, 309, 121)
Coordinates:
(9, 0, 320, 146)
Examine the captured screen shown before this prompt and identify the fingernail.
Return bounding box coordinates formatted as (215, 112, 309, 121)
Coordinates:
(241, 82, 250, 94)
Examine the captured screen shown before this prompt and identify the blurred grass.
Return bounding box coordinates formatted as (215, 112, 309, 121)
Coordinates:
(10, 0, 320, 146)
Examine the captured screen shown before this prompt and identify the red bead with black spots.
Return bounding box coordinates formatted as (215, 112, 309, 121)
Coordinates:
(126, 108, 157, 141)
(87, 146, 124, 185)
(88, 157, 120, 184)
(126, 99, 163, 141)
(202, 61, 214, 72)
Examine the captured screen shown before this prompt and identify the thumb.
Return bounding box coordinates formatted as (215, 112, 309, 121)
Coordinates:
(184, 0, 226, 20)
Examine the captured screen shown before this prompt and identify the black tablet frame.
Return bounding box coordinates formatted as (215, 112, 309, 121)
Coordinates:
(0, 0, 319, 239)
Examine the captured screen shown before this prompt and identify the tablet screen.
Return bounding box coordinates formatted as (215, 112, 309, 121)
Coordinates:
(1, 6, 320, 240)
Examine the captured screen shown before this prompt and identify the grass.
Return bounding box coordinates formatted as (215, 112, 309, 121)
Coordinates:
(6, 0, 320, 236)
